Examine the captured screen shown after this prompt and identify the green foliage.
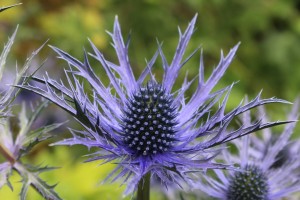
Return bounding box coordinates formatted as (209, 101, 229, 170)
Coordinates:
(1, 1, 300, 199)
(2, 0, 299, 100)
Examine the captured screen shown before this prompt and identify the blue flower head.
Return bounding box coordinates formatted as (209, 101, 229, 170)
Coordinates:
(198, 99, 300, 199)
(20, 15, 291, 194)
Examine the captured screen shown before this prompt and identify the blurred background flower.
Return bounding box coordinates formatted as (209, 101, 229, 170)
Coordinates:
(0, 0, 299, 199)
(196, 100, 300, 199)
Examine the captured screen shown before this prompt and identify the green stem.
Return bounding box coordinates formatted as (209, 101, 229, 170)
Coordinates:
(0, 144, 15, 164)
(137, 172, 151, 200)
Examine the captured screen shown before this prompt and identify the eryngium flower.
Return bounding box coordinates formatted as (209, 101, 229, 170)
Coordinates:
(198, 100, 300, 200)
(20, 15, 290, 194)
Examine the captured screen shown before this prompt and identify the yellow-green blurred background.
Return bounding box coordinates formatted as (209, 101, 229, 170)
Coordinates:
(1, 0, 300, 199)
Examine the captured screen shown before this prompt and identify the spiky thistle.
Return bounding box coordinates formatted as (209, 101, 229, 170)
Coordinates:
(19, 15, 291, 197)
(0, 3, 22, 13)
(197, 99, 300, 200)
(0, 28, 62, 200)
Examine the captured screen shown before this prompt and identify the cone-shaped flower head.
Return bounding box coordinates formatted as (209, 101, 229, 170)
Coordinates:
(122, 82, 178, 156)
(227, 165, 269, 199)
(19, 15, 291, 194)
(198, 100, 300, 200)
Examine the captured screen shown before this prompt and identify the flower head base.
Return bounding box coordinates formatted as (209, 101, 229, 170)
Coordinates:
(122, 81, 178, 156)
(19, 14, 292, 194)
(227, 165, 269, 200)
